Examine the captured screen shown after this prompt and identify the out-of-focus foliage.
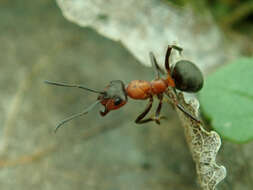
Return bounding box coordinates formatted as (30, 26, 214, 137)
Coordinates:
(206, 0, 253, 29)
(170, 0, 253, 29)
(199, 58, 253, 143)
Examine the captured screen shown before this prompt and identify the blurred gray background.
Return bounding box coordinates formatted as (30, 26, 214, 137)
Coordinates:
(0, 0, 253, 189)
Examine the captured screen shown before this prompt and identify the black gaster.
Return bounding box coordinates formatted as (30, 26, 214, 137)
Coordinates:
(171, 60, 204, 92)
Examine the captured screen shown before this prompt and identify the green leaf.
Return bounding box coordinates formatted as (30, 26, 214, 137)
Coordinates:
(199, 58, 253, 143)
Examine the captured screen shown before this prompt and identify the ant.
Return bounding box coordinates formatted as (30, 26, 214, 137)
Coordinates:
(45, 45, 204, 132)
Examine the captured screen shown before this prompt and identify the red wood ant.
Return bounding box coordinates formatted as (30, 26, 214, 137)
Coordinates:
(45, 45, 203, 132)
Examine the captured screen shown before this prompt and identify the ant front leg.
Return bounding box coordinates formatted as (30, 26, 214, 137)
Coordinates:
(100, 107, 109, 116)
(135, 96, 154, 124)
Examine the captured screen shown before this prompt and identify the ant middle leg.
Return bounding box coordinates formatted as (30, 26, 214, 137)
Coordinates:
(149, 52, 165, 79)
(135, 94, 166, 125)
(153, 94, 166, 125)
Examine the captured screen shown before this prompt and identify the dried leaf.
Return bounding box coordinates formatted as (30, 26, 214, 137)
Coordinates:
(167, 90, 227, 190)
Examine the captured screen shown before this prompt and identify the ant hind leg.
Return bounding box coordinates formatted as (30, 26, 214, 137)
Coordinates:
(165, 90, 201, 124)
(165, 45, 183, 73)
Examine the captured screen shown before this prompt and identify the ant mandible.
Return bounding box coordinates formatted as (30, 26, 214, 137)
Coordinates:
(45, 45, 204, 132)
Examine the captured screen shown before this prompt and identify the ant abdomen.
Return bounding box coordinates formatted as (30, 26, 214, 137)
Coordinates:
(172, 60, 204, 93)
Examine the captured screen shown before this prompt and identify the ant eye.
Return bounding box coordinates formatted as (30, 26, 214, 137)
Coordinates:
(114, 97, 122, 106)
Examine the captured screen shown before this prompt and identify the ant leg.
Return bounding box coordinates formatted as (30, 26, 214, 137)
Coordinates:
(165, 91, 201, 123)
(135, 97, 154, 124)
(165, 46, 173, 73)
(153, 94, 166, 125)
(171, 45, 183, 54)
(149, 52, 165, 79)
(176, 104, 201, 123)
(100, 107, 109, 116)
(165, 45, 183, 73)
(135, 95, 166, 125)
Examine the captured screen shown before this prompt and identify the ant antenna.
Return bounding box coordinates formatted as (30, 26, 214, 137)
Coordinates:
(54, 100, 100, 133)
(44, 80, 105, 94)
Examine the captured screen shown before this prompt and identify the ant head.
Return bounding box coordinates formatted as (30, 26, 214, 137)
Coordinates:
(45, 80, 128, 132)
(98, 80, 128, 116)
